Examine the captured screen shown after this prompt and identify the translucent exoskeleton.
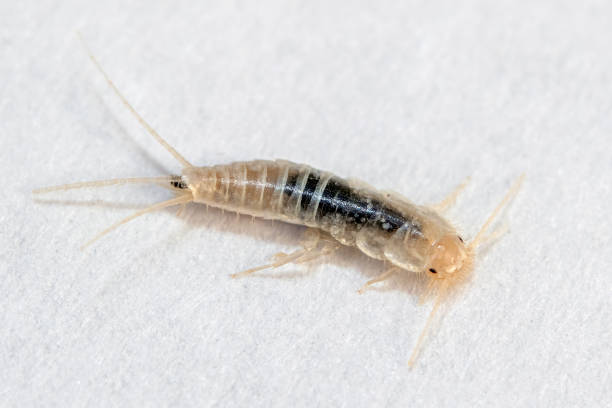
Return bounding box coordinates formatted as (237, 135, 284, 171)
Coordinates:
(33, 40, 524, 366)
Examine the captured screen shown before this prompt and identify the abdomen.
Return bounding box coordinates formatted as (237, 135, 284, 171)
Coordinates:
(184, 160, 422, 252)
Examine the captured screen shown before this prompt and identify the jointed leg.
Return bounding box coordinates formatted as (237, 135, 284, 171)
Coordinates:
(357, 267, 398, 294)
(231, 229, 339, 278)
(293, 242, 338, 264)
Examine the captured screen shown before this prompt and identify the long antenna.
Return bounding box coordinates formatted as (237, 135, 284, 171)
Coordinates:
(77, 33, 193, 169)
(470, 174, 525, 249)
(408, 281, 449, 367)
(81, 194, 192, 249)
(408, 175, 525, 367)
(32, 176, 174, 194)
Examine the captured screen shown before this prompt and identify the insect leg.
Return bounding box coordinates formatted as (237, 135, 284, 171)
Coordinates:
(357, 267, 398, 294)
(231, 229, 339, 278)
(293, 242, 339, 264)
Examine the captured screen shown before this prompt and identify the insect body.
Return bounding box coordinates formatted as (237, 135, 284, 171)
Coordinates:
(34, 42, 523, 366)
(181, 160, 468, 278)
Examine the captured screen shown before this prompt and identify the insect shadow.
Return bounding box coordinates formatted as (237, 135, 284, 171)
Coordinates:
(167, 201, 431, 298)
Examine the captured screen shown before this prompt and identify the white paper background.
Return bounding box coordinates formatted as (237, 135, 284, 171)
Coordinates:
(2, 1, 611, 406)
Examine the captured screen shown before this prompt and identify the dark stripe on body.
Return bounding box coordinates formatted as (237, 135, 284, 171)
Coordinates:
(316, 177, 410, 233)
(282, 168, 322, 212)
(299, 172, 321, 211)
(283, 171, 299, 196)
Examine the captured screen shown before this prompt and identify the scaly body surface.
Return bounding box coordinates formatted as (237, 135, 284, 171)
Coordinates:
(34, 42, 523, 365)
(179, 160, 459, 273)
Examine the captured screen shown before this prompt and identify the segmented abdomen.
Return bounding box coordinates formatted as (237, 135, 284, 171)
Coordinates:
(184, 160, 420, 246)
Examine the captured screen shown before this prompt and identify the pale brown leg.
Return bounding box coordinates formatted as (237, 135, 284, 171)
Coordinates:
(433, 177, 471, 212)
(293, 243, 339, 264)
(231, 229, 339, 278)
(231, 249, 311, 278)
(357, 267, 398, 294)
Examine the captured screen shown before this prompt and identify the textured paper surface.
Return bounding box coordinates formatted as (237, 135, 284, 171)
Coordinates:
(2, 1, 611, 406)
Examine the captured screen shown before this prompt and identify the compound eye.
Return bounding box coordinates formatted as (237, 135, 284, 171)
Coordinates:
(429, 268, 437, 274)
